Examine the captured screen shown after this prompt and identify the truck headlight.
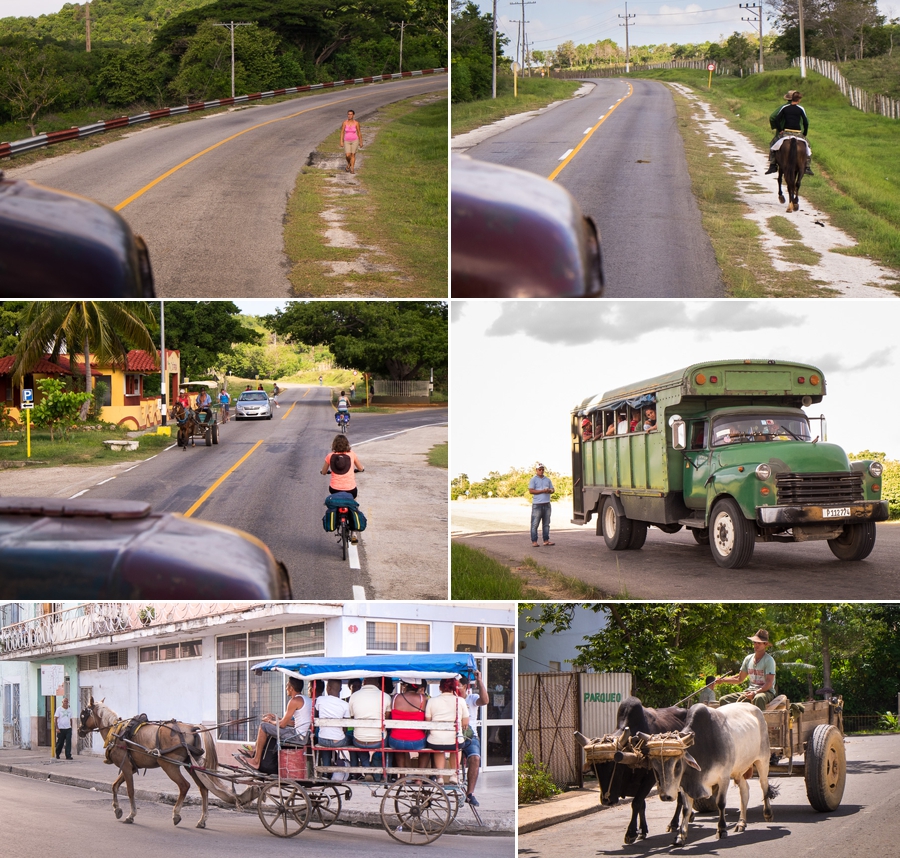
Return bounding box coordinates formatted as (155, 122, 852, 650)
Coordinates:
(755, 463, 771, 480)
(869, 461, 883, 478)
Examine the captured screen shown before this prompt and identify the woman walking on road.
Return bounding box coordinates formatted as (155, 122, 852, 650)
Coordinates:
(340, 110, 363, 174)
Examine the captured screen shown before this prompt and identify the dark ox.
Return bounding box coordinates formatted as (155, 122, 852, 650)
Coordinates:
(586, 696, 689, 844)
(638, 702, 778, 847)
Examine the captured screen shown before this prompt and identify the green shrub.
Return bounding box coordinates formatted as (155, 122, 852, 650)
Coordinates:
(878, 711, 900, 732)
(518, 751, 561, 803)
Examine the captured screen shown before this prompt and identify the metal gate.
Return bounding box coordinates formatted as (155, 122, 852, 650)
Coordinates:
(77, 686, 93, 755)
(519, 672, 582, 789)
(2, 683, 21, 747)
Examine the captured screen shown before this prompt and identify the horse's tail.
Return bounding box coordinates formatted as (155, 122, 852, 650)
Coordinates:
(194, 730, 260, 807)
(200, 728, 218, 769)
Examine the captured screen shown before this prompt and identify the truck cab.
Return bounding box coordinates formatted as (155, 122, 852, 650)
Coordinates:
(571, 360, 887, 568)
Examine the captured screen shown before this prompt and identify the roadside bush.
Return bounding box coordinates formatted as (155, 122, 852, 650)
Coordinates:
(518, 751, 561, 803)
(31, 378, 91, 442)
(878, 712, 900, 732)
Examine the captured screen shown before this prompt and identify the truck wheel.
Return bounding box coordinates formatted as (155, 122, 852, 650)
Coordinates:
(627, 522, 648, 550)
(602, 498, 633, 550)
(692, 528, 710, 545)
(805, 724, 846, 811)
(709, 498, 755, 568)
(827, 522, 876, 561)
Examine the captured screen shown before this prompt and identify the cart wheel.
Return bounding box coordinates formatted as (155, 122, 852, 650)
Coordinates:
(204, 427, 212, 446)
(805, 723, 846, 811)
(306, 785, 342, 829)
(380, 776, 451, 845)
(445, 786, 461, 821)
(257, 782, 310, 837)
(212, 423, 219, 445)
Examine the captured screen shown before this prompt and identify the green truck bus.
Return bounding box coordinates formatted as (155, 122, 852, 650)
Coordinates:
(571, 360, 887, 568)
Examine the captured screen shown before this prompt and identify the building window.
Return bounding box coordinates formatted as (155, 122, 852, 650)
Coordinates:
(549, 661, 561, 672)
(0, 603, 22, 628)
(140, 640, 202, 663)
(78, 650, 128, 672)
(453, 626, 483, 653)
(216, 622, 325, 742)
(125, 374, 141, 396)
(366, 621, 430, 652)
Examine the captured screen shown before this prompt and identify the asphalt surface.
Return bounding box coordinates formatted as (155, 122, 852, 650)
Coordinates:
(53, 387, 446, 599)
(518, 734, 900, 857)
(7, 76, 446, 297)
(0, 748, 514, 855)
(453, 521, 900, 600)
(461, 78, 724, 297)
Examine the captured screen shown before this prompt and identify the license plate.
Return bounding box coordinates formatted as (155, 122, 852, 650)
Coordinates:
(823, 507, 851, 518)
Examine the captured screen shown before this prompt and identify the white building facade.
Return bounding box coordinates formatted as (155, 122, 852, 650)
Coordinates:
(1, 601, 515, 770)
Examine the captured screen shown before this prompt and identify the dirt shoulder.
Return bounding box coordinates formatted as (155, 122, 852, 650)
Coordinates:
(356, 424, 448, 599)
(0, 459, 160, 498)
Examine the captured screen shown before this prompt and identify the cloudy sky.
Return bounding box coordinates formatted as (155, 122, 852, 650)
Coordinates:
(468, 1, 899, 56)
(450, 299, 900, 482)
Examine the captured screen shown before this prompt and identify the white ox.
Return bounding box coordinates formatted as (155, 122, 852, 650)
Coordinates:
(637, 702, 778, 847)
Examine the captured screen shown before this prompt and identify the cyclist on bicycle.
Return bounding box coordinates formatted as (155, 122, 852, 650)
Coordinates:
(321, 435, 364, 543)
(335, 390, 351, 427)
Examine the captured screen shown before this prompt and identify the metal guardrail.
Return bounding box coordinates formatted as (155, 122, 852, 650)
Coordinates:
(0, 68, 447, 159)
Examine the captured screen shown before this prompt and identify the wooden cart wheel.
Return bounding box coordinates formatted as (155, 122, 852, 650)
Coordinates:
(204, 427, 212, 446)
(805, 723, 846, 811)
(211, 422, 219, 445)
(257, 782, 310, 837)
(380, 776, 451, 845)
(306, 784, 342, 829)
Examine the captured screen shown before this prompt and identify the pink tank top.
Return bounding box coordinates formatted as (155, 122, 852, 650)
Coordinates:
(344, 122, 359, 141)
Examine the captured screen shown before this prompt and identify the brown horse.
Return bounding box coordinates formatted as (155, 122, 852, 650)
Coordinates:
(774, 134, 808, 213)
(171, 401, 199, 450)
(78, 698, 216, 827)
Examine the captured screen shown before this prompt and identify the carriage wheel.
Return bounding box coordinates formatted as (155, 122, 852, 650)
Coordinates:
(380, 776, 451, 845)
(805, 724, 846, 811)
(306, 785, 342, 829)
(204, 427, 212, 447)
(257, 782, 310, 837)
(211, 423, 219, 445)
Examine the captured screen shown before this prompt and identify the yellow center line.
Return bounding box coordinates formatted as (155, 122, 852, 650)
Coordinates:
(302, 388, 313, 399)
(281, 401, 297, 420)
(183, 440, 264, 518)
(547, 83, 634, 182)
(115, 93, 365, 212)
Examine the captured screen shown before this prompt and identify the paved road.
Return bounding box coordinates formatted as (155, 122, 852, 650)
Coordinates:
(462, 78, 724, 297)
(453, 521, 900, 600)
(7, 77, 446, 297)
(519, 734, 900, 857)
(65, 386, 446, 599)
(0, 771, 514, 858)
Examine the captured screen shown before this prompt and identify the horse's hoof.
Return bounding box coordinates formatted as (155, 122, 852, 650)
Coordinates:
(719, 828, 729, 838)
(123, 818, 133, 825)
(173, 815, 182, 826)
(736, 822, 746, 833)
(636, 832, 646, 842)
(114, 808, 123, 819)
(624, 835, 636, 845)
(196, 821, 206, 829)
(764, 810, 774, 822)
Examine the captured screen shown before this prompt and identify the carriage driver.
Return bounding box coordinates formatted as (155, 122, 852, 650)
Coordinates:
(195, 387, 214, 424)
(714, 628, 776, 711)
(765, 90, 814, 177)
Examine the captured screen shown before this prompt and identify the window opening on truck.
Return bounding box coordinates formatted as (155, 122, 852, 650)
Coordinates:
(690, 421, 708, 449)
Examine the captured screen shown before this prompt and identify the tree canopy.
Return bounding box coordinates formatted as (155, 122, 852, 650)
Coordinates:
(264, 301, 447, 380)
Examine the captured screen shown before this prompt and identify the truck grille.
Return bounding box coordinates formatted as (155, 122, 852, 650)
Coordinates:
(775, 472, 863, 505)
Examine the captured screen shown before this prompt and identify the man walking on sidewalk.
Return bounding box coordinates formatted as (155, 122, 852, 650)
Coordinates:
(55, 698, 73, 760)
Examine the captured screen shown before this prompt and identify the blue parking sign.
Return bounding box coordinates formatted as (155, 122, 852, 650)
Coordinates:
(22, 388, 33, 408)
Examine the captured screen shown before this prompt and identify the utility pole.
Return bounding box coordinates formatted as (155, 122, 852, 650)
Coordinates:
(159, 301, 167, 427)
(510, 0, 536, 72)
(391, 20, 406, 72)
(492, 0, 497, 98)
(739, 3, 764, 72)
(619, 3, 635, 73)
(797, 0, 807, 78)
(213, 21, 252, 98)
(84, 2, 91, 53)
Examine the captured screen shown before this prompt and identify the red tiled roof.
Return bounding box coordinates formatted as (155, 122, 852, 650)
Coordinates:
(126, 350, 160, 372)
(0, 356, 72, 376)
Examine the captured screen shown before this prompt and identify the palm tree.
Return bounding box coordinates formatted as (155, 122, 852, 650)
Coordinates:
(11, 302, 158, 416)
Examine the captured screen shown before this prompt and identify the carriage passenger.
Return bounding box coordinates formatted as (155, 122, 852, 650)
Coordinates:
(424, 678, 469, 785)
(348, 677, 392, 780)
(388, 679, 429, 772)
(240, 676, 311, 770)
(315, 679, 350, 770)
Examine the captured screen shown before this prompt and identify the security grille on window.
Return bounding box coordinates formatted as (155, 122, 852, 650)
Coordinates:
(366, 621, 430, 652)
(140, 640, 202, 663)
(125, 374, 141, 396)
(216, 622, 325, 742)
(100, 650, 128, 670)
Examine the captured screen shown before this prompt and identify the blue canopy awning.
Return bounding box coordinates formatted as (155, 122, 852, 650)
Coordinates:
(253, 653, 477, 682)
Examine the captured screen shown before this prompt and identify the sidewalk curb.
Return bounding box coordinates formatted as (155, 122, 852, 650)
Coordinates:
(518, 800, 600, 834)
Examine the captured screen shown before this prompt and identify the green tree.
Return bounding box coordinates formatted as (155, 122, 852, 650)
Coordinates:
(0, 302, 28, 358)
(265, 301, 447, 381)
(97, 45, 170, 106)
(726, 32, 754, 68)
(158, 301, 257, 380)
(0, 44, 69, 135)
(31, 377, 91, 441)
(12, 302, 157, 420)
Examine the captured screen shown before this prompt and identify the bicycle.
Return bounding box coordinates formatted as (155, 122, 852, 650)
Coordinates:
(335, 411, 350, 434)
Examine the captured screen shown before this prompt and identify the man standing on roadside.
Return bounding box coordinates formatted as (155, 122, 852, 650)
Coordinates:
(528, 462, 555, 547)
(55, 697, 73, 760)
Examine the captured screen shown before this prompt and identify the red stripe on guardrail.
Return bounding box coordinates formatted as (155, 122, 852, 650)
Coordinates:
(148, 108, 172, 120)
(248, 93, 263, 101)
(187, 102, 205, 112)
(218, 98, 235, 107)
(104, 117, 130, 129)
(46, 128, 80, 144)
(0, 143, 11, 158)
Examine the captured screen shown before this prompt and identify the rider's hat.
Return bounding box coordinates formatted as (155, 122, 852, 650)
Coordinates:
(784, 90, 802, 100)
(748, 629, 772, 645)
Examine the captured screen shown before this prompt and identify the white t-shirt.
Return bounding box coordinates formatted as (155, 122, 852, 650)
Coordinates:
(466, 692, 482, 728)
(55, 707, 73, 730)
(425, 693, 468, 746)
(315, 694, 350, 741)
(348, 685, 390, 743)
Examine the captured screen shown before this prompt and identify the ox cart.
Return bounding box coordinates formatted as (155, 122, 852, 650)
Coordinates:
(580, 695, 846, 815)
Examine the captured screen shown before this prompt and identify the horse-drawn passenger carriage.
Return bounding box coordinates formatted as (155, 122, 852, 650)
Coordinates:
(79, 653, 483, 846)
(173, 382, 220, 448)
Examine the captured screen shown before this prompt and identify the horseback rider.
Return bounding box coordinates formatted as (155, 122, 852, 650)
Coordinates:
(766, 90, 814, 177)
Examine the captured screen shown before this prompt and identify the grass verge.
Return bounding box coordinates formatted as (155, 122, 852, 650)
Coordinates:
(450, 541, 613, 599)
(451, 76, 582, 136)
(427, 442, 448, 469)
(284, 94, 447, 297)
(0, 428, 173, 467)
(633, 67, 900, 279)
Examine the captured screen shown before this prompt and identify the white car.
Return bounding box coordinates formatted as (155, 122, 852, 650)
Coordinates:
(235, 390, 272, 420)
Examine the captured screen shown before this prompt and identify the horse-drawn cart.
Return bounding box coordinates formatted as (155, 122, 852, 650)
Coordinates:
(80, 653, 482, 846)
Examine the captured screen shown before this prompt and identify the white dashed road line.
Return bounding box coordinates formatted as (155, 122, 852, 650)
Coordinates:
(352, 585, 366, 600)
(559, 148, 573, 160)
